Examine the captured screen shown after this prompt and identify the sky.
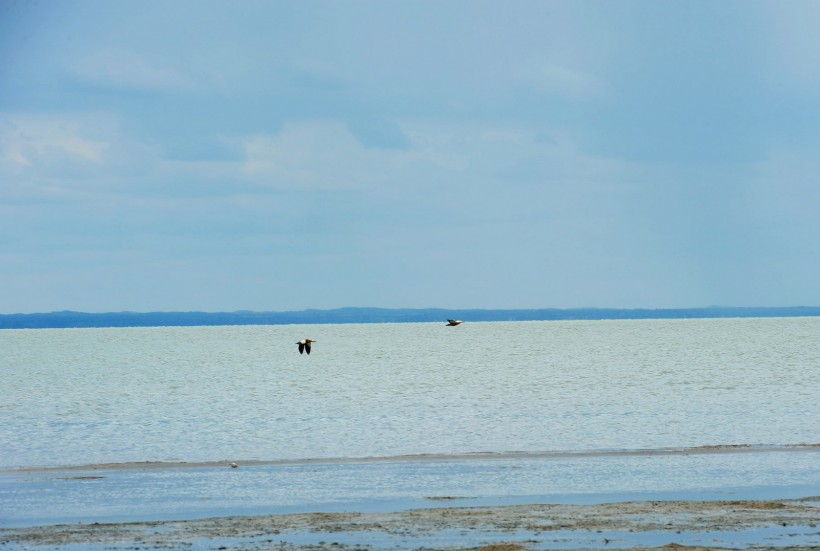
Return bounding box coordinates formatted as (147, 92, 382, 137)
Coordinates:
(2, 0, 820, 314)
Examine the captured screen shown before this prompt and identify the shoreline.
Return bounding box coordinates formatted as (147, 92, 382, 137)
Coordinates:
(5, 443, 820, 474)
(2, 496, 820, 550)
(3, 446, 819, 549)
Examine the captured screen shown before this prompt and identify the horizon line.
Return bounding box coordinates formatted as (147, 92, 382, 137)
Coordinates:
(4, 304, 820, 317)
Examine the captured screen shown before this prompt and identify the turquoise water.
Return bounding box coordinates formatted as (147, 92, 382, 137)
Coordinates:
(2, 317, 819, 468)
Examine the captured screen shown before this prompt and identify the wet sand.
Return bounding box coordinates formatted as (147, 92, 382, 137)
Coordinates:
(2, 497, 820, 550)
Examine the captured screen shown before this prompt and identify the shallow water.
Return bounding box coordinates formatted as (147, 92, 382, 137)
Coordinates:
(3, 449, 820, 527)
(2, 317, 819, 468)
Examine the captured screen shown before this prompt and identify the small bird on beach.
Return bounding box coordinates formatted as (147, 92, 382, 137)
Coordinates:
(296, 338, 316, 354)
(445, 319, 463, 326)
(229, 462, 238, 469)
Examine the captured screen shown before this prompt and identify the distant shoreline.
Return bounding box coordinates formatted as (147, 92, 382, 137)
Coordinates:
(2, 306, 820, 329)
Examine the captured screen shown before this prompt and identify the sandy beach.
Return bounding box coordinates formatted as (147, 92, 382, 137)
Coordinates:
(2, 496, 820, 550)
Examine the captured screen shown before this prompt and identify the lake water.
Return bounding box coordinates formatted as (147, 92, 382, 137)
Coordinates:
(2, 317, 820, 527)
(3, 317, 819, 468)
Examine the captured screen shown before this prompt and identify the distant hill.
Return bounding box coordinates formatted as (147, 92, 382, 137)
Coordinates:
(2, 306, 820, 329)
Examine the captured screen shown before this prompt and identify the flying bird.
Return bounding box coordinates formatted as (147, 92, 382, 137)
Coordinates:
(445, 320, 463, 326)
(297, 338, 316, 354)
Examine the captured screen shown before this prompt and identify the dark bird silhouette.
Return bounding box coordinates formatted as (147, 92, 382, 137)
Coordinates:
(445, 319, 463, 326)
(296, 338, 316, 354)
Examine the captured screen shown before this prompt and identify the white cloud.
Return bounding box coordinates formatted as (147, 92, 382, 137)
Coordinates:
(69, 49, 195, 92)
(240, 124, 348, 188)
(239, 119, 639, 207)
(0, 114, 108, 168)
(749, 149, 820, 228)
(0, 112, 167, 205)
(759, 1, 820, 91)
(514, 60, 607, 100)
(240, 120, 462, 191)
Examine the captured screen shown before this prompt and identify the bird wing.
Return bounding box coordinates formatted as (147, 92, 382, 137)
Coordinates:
(298, 343, 305, 354)
(305, 343, 311, 354)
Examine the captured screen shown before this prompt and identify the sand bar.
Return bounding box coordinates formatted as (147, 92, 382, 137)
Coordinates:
(4, 443, 820, 474)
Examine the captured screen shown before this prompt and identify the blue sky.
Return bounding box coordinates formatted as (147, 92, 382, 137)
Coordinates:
(2, 0, 820, 313)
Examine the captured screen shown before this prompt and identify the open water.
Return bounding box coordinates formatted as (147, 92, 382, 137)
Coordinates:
(3, 317, 819, 467)
(1, 317, 820, 527)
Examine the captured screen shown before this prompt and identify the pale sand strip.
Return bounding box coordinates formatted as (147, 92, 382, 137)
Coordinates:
(5, 443, 820, 474)
(2, 498, 819, 550)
